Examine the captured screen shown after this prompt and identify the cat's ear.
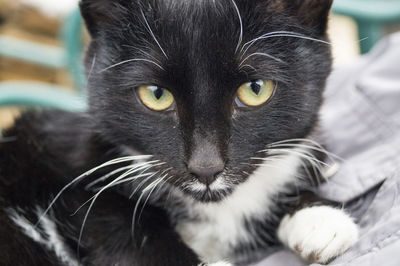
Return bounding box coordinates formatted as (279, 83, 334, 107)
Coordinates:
(79, 0, 127, 37)
(271, 0, 333, 35)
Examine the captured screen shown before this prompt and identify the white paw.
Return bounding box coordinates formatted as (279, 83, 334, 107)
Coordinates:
(277, 206, 359, 264)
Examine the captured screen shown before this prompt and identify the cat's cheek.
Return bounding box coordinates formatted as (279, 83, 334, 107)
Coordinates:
(277, 206, 359, 264)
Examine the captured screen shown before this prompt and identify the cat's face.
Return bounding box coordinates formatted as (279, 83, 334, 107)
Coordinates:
(81, 0, 332, 202)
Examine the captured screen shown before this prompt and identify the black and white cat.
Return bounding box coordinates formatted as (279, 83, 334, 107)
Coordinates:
(0, 0, 359, 265)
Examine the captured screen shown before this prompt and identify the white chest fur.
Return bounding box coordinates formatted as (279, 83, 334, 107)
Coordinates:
(175, 153, 301, 263)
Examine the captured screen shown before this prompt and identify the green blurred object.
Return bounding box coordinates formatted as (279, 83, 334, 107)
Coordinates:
(333, 0, 400, 54)
(0, 9, 87, 112)
(0, 82, 87, 111)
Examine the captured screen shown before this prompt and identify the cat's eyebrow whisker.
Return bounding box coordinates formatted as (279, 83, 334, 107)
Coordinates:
(122, 45, 162, 64)
(240, 32, 331, 58)
(239, 52, 285, 66)
(99, 58, 165, 73)
(230, 0, 243, 54)
(240, 31, 302, 53)
(140, 9, 168, 59)
(239, 64, 257, 73)
(36, 155, 152, 227)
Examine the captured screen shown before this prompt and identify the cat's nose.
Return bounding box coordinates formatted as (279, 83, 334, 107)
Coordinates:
(188, 156, 225, 186)
(188, 162, 225, 186)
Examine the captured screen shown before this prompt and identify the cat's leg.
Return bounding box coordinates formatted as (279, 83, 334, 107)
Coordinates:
(277, 205, 358, 264)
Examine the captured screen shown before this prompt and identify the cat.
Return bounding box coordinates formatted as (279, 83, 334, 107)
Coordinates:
(0, 0, 359, 265)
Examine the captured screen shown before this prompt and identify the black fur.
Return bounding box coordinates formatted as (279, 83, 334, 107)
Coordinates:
(0, 0, 333, 265)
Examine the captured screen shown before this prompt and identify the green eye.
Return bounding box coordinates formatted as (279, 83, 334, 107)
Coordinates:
(236, 79, 275, 107)
(137, 85, 175, 111)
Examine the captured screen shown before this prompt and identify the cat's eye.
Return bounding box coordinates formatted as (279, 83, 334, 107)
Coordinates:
(137, 85, 175, 111)
(236, 79, 275, 107)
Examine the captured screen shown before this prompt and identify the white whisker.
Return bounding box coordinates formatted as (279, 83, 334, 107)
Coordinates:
(239, 64, 257, 72)
(36, 155, 151, 227)
(240, 31, 302, 54)
(140, 9, 168, 59)
(76, 162, 157, 255)
(240, 31, 331, 57)
(99, 58, 164, 73)
(131, 174, 167, 237)
(239, 52, 285, 66)
(85, 160, 162, 190)
(230, 0, 243, 54)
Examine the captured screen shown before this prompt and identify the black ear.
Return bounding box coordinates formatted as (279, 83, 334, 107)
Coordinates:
(272, 0, 333, 35)
(79, 0, 128, 37)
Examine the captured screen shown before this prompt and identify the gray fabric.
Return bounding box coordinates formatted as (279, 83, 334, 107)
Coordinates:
(253, 32, 400, 266)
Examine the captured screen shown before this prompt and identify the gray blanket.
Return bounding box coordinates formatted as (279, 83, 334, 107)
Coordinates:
(254, 32, 400, 266)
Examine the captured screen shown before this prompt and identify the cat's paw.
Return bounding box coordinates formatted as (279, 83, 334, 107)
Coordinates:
(277, 206, 358, 264)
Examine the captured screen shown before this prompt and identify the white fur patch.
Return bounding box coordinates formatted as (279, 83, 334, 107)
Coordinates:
(277, 206, 359, 263)
(187, 177, 230, 193)
(176, 152, 302, 262)
(8, 208, 80, 266)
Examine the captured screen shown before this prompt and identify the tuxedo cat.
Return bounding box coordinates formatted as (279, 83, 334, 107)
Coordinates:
(0, 0, 358, 265)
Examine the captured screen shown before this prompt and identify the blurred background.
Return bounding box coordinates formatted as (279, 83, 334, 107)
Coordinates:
(1, 0, 400, 131)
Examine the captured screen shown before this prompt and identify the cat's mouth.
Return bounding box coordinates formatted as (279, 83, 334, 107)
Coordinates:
(180, 177, 235, 203)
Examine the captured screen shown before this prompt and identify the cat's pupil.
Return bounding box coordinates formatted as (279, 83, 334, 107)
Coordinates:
(154, 87, 164, 100)
(251, 81, 261, 95)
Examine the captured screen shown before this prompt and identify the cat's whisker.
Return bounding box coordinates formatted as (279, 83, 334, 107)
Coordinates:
(131, 174, 168, 237)
(99, 58, 164, 73)
(86, 54, 96, 83)
(230, 0, 243, 54)
(298, 156, 321, 187)
(239, 52, 285, 66)
(85, 160, 161, 190)
(109, 163, 166, 187)
(75, 162, 162, 215)
(253, 145, 331, 188)
(138, 173, 174, 222)
(267, 148, 330, 168)
(259, 144, 334, 166)
(140, 9, 168, 59)
(266, 139, 343, 162)
(266, 138, 338, 157)
(74, 158, 163, 255)
(267, 143, 339, 164)
(128, 172, 160, 199)
(129, 167, 172, 199)
(36, 155, 152, 227)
